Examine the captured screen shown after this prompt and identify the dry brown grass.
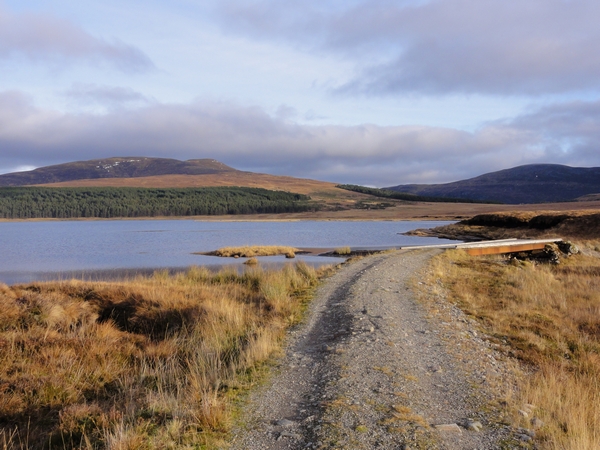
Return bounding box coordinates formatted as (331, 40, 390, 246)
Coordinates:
(333, 247, 352, 256)
(420, 209, 600, 240)
(428, 247, 600, 449)
(0, 263, 326, 449)
(32, 171, 600, 222)
(205, 246, 300, 258)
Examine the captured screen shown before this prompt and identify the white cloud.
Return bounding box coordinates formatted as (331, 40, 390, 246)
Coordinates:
(215, 0, 600, 96)
(1, 91, 599, 186)
(0, 6, 154, 73)
(63, 84, 151, 109)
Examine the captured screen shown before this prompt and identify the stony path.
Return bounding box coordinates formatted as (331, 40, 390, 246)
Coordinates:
(230, 250, 517, 449)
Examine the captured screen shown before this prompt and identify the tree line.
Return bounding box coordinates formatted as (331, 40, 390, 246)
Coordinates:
(0, 187, 316, 219)
(336, 184, 487, 203)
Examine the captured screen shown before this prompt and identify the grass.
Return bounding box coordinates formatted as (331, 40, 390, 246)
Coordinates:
(423, 209, 600, 240)
(243, 257, 259, 265)
(0, 262, 327, 449)
(427, 246, 600, 449)
(333, 247, 352, 256)
(204, 246, 299, 258)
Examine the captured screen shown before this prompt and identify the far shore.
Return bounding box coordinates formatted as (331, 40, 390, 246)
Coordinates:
(2, 199, 600, 223)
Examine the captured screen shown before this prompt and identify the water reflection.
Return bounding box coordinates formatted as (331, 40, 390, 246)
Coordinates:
(0, 220, 457, 285)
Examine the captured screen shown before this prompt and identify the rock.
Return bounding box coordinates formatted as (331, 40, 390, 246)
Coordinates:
(557, 241, 579, 255)
(518, 409, 529, 418)
(517, 433, 533, 442)
(531, 417, 544, 429)
(434, 423, 463, 433)
(466, 420, 483, 432)
(519, 428, 535, 437)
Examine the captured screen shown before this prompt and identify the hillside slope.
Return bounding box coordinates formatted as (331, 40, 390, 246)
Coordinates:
(387, 164, 600, 204)
(1, 157, 381, 211)
(0, 157, 235, 186)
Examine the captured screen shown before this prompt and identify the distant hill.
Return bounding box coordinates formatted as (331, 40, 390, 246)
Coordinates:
(0, 157, 236, 186)
(386, 164, 600, 204)
(0, 156, 375, 210)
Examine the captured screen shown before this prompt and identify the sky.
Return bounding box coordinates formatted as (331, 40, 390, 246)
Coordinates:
(1, 0, 600, 186)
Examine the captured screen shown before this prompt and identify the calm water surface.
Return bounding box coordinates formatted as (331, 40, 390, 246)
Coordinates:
(0, 220, 457, 284)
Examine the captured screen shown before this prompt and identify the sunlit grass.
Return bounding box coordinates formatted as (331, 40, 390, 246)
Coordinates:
(0, 262, 327, 449)
(204, 245, 300, 258)
(427, 247, 600, 449)
(333, 247, 352, 256)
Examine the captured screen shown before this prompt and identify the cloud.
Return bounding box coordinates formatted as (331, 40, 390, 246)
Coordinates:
(0, 90, 598, 186)
(215, 0, 600, 96)
(0, 7, 154, 72)
(275, 104, 298, 121)
(63, 84, 152, 108)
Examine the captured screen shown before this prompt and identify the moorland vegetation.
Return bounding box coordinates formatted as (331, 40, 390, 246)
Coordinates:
(204, 246, 300, 258)
(0, 262, 326, 449)
(423, 212, 600, 449)
(336, 184, 481, 203)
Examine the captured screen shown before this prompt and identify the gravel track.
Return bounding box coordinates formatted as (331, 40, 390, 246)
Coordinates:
(230, 250, 518, 449)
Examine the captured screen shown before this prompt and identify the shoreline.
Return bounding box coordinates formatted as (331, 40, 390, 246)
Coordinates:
(0, 257, 346, 286)
(1, 199, 599, 223)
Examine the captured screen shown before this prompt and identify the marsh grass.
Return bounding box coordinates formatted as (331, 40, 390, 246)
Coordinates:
(205, 246, 300, 258)
(333, 247, 351, 256)
(428, 247, 600, 449)
(0, 262, 325, 449)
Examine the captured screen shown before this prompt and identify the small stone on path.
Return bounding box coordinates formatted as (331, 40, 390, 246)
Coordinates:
(434, 423, 463, 433)
(466, 420, 483, 432)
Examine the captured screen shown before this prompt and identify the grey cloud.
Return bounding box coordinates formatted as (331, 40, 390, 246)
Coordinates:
(0, 8, 154, 72)
(0, 91, 597, 186)
(63, 84, 151, 108)
(216, 0, 600, 96)
(503, 101, 600, 166)
(275, 104, 298, 121)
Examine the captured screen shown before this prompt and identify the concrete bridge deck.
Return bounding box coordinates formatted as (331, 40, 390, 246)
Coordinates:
(403, 238, 562, 256)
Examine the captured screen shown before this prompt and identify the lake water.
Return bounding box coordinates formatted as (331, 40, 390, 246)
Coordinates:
(0, 220, 457, 285)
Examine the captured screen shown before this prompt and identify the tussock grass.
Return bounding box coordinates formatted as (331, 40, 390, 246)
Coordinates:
(0, 263, 324, 449)
(333, 247, 352, 256)
(244, 257, 259, 265)
(429, 247, 600, 449)
(205, 245, 300, 258)
(424, 210, 600, 240)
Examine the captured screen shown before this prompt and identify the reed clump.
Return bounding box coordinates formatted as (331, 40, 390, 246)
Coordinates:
(427, 246, 600, 449)
(205, 246, 300, 258)
(0, 262, 324, 449)
(333, 246, 352, 255)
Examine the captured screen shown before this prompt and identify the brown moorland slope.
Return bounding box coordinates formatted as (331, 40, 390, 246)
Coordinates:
(35, 173, 600, 221)
(0, 157, 235, 186)
(387, 163, 600, 204)
(37, 171, 337, 194)
(35, 172, 376, 209)
(408, 209, 600, 240)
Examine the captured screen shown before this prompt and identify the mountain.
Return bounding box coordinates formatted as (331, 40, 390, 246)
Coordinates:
(386, 164, 600, 204)
(0, 157, 356, 206)
(0, 157, 236, 186)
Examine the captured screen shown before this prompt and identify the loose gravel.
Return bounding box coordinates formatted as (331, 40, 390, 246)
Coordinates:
(230, 249, 522, 449)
